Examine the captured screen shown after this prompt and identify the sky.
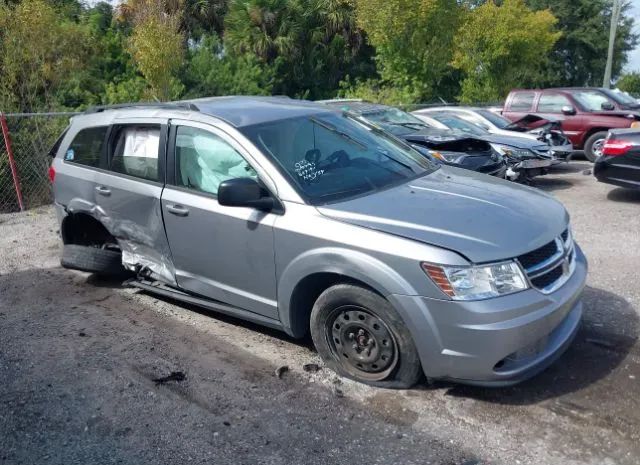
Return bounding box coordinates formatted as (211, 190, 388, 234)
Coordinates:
(627, 0, 640, 72)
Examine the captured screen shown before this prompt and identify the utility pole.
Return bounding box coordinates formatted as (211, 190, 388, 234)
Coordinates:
(603, 0, 623, 88)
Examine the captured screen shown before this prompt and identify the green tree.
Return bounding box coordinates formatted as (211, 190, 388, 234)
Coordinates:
(352, 0, 462, 101)
(126, 0, 185, 101)
(224, 0, 373, 99)
(452, 0, 561, 103)
(0, 0, 92, 112)
(617, 72, 640, 97)
(337, 78, 421, 105)
(526, 0, 638, 87)
(182, 34, 275, 97)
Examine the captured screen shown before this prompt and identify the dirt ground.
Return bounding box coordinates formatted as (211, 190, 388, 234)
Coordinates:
(1, 161, 639, 465)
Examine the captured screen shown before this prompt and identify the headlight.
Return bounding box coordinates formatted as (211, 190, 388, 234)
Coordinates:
(421, 261, 529, 300)
(491, 144, 534, 159)
(428, 150, 466, 164)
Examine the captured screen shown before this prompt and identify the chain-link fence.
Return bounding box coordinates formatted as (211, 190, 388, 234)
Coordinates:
(0, 112, 77, 213)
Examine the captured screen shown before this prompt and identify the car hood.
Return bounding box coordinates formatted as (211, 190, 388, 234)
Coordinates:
(478, 133, 548, 150)
(317, 167, 568, 263)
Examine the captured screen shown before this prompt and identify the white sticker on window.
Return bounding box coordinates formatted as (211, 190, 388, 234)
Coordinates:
(65, 149, 74, 161)
(294, 159, 324, 181)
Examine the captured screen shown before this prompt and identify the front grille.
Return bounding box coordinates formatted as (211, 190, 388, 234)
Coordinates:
(517, 228, 573, 293)
(517, 240, 559, 269)
(530, 264, 563, 288)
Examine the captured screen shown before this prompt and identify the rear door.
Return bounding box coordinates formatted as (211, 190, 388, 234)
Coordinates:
(503, 91, 537, 122)
(160, 119, 279, 319)
(535, 92, 584, 146)
(92, 117, 175, 282)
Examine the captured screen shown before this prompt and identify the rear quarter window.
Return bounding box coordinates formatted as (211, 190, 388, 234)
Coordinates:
(64, 126, 108, 167)
(508, 92, 536, 111)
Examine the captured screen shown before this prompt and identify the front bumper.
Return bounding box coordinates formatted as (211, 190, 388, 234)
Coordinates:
(389, 245, 587, 386)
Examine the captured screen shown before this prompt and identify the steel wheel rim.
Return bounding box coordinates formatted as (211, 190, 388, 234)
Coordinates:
(592, 138, 605, 158)
(325, 305, 398, 381)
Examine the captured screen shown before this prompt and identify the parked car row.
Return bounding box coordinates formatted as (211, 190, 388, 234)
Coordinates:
(319, 100, 564, 184)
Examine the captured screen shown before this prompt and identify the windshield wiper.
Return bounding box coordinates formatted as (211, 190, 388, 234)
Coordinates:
(388, 122, 429, 130)
(310, 117, 367, 149)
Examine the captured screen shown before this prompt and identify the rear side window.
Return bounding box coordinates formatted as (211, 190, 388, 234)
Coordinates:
(64, 126, 108, 167)
(508, 92, 535, 111)
(109, 125, 161, 182)
(537, 93, 572, 113)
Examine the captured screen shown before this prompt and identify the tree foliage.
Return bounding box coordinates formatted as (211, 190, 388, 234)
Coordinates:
(0, 0, 637, 111)
(126, 0, 185, 101)
(617, 72, 640, 97)
(452, 0, 561, 103)
(352, 0, 461, 101)
(525, 0, 638, 87)
(0, 0, 92, 112)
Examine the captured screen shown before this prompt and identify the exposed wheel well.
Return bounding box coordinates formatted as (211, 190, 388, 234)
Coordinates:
(288, 273, 382, 338)
(61, 213, 116, 247)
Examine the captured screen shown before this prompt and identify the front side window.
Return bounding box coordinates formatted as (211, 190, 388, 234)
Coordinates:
(430, 114, 487, 136)
(508, 92, 535, 112)
(476, 110, 512, 129)
(110, 125, 161, 182)
(64, 126, 108, 167)
(175, 126, 257, 195)
(241, 113, 436, 204)
(537, 94, 572, 113)
(570, 90, 613, 111)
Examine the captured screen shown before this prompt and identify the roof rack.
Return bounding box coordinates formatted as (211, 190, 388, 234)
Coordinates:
(83, 101, 199, 114)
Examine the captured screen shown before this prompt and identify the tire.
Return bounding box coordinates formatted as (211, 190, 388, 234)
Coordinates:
(61, 244, 128, 277)
(310, 284, 423, 389)
(584, 131, 608, 162)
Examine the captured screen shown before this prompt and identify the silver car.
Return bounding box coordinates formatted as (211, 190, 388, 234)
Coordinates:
(50, 97, 587, 388)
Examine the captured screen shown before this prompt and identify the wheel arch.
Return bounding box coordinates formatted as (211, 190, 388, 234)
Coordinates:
(61, 211, 116, 246)
(582, 127, 609, 146)
(278, 248, 418, 338)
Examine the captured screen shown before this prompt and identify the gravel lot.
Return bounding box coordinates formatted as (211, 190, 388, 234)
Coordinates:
(1, 161, 639, 465)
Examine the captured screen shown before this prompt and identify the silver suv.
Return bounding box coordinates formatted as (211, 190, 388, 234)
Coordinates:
(50, 97, 587, 388)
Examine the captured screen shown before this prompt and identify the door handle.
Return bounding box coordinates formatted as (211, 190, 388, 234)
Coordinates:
(95, 186, 111, 196)
(166, 204, 189, 217)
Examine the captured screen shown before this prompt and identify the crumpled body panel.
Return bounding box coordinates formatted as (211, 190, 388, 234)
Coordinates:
(65, 196, 176, 285)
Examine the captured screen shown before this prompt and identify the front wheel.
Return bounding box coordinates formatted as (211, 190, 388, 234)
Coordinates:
(584, 131, 608, 162)
(310, 284, 423, 389)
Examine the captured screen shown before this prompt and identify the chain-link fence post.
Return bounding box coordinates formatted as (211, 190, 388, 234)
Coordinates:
(0, 112, 24, 211)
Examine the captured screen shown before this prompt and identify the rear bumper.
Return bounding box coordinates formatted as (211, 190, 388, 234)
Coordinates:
(389, 245, 587, 386)
(594, 155, 640, 189)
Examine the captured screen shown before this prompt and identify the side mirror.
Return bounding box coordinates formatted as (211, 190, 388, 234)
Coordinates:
(218, 178, 274, 210)
(561, 105, 576, 116)
(601, 101, 615, 111)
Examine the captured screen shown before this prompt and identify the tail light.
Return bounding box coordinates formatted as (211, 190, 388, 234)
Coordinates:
(48, 165, 56, 183)
(602, 139, 635, 157)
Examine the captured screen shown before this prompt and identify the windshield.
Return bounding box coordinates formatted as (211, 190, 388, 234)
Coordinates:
(475, 110, 511, 129)
(605, 88, 639, 106)
(360, 108, 428, 136)
(430, 114, 487, 136)
(241, 112, 437, 204)
(570, 90, 613, 111)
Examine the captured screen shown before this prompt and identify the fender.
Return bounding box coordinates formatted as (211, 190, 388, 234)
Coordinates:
(277, 247, 419, 335)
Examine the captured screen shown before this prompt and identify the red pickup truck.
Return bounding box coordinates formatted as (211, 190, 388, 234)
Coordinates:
(502, 88, 640, 161)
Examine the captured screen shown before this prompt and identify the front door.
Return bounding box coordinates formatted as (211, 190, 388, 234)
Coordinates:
(535, 93, 584, 147)
(161, 120, 279, 319)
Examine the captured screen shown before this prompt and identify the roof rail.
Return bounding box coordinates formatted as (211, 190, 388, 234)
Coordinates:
(83, 101, 199, 114)
(315, 98, 366, 104)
